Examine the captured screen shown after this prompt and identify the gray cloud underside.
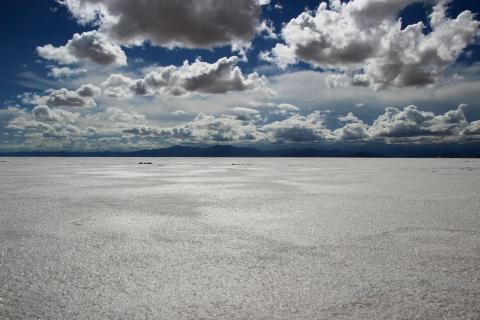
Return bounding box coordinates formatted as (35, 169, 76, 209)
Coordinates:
(20, 84, 101, 108)
(59, 0, 268, 48)
(37, 31, 127, 66)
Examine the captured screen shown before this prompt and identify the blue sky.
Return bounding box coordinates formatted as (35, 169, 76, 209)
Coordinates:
(1, 0, 480, 151)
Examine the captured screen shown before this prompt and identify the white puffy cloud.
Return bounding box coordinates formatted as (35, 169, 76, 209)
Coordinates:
(264, 103, 301, 116)
(464, 121, 480, 136)
(76, 84, 102, 97)
(121, 112, 263, 143)
(162, 113, 262, 142)
(260, 111, 333, 142)
(262, 0, 480, 89)
(334, 112, 369, 141)
(31, 105, 79, 124)
(231, 107, 261, 121)
(7, 105, 80, 140)
(86, 107, 147, 130)
(58, 0, 269, 49)
(48, 67, 87, 78)
(338, 112, 361, 123)
(21, 84, 101, 108)
(259, 20, 278, 39)
(102, 57, 273, 97)
(369, 104, 468, 140)
(101, 74, 136, 98)
(276, 103, 300, 112)
(172, 110, 189, 117)
(5, 105, 152, 150)
(335, 122, 370, 141)
(37, 31, 127, 66)
(5, 99, 480, 149)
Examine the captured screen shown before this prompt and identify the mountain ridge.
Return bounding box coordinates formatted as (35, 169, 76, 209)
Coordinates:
(1, 144, 480, 157)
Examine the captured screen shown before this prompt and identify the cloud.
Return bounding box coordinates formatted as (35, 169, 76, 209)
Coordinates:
(369, 104, 468, 141)
(101, 74, 135, 98)
(334, 112, 369, 141)
(31, 105, 79, 124)
(464, 121, 480, 136)
(58, 0, 269, 49)
(259, 20, 278, 39)
(21, 84, 101, 108)
(6, 100, 480, 150)
(162, 113, 262, 142)
(37, 31, 127, 66)
(276, 103, 300, 112)
(231, 107, 261, 121)
(45, 86, 99, 107)
(88, 107, 146, 129)
(102, 57, 274, 97)
(76, 84, 102, 97)
(121, 112, 263, 143)
(260, 111, 333, 142)
(119, 104, 479, 145)
(7, 105, 80, 137)
(335, 122, 370, 141)
(338, 112, 360, 123)
(172, 110, 189, 117)
(48, 67, 87, 78)
(262, 0, 480, 89)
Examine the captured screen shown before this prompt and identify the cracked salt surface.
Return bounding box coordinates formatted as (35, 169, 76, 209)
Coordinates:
(1, 158, 479, 319)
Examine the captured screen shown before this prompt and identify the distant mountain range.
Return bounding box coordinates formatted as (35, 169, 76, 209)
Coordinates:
(1, 144, 480, 157)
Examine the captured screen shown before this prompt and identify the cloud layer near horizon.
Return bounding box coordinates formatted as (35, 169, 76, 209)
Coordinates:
(4, 101, 480, 150)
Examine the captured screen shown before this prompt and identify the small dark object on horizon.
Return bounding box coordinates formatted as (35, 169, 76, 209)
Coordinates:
(138, 162, 153, 165)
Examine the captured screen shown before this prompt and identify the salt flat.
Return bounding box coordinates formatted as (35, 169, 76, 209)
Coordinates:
(0, 158, 479, 319)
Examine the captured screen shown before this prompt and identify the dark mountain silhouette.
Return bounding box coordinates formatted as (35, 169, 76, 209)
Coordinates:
(1, 143, 480, 157)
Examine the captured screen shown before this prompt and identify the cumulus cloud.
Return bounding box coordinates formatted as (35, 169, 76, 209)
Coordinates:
(5, 105, 152, 150)
(6, 100, 480, 149)
(334, 112, 369, 141)
(87, 107, 147, 130)
(58, 0, 269, 49)
(172, 110, 189, 117)
(102, 57, 273, 97)
(37, 31, 127, 66)
(369, 104, 468, 140)
(264, 103, 302, 116)
(162, 113, 262, 142)
(31, 105, 79, 124)
(464, 121, 480, 136)
(262, 0, 480, 89)
(7, 105, 80, 139)
(21, 84, 101, 108)
(259, 20, 278, 39)
(122, 112, 263, 143)
(276, 103, 300, 112)
(260, 111, 333, 142)
(48, 66, 87, 78)
(335, 122, 370, 141)
(232, 107, 261, 121)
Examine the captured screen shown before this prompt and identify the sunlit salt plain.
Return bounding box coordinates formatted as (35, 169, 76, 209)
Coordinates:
(1, 157, 479, 319)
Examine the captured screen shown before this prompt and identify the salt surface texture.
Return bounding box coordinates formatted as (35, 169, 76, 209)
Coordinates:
(1, 158, 479, 319)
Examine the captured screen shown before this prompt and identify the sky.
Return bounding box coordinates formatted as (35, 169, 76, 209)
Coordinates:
(1, 0, 480, 152)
